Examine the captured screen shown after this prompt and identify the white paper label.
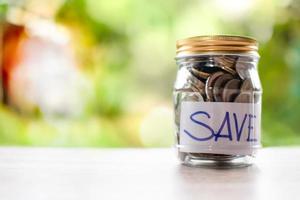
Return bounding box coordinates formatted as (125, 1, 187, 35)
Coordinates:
(179, 102, 261, 155)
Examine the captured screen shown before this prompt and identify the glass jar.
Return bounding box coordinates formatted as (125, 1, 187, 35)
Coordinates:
(173, 35, 262, 168)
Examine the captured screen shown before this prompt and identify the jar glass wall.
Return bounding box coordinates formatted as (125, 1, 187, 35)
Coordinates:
(173, 36, 262, 168)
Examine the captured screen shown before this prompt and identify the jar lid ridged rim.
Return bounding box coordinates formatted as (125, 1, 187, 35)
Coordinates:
(176, 35, 259, 58)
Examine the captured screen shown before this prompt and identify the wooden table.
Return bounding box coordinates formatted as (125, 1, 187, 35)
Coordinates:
(0, 147, 298, 200)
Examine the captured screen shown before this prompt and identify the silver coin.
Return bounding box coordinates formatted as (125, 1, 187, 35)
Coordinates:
(213, 73, 234, 102)
(234, 93, 252, 103)
(222, 79, 241, 102)
(191, 68, 210, 80)
(174, 67, 205, 95)
(205, 71, 224, 101)
(187, 72, 206, 96)
(220, 65, 237, 75)
(240, 78, 254, 92)
(235, 58, 254, 80)
(214, 56, 237, 68)
(235, 91, 262, 103)
(240, 78, 262, 103)
(214, 56, 237, 75)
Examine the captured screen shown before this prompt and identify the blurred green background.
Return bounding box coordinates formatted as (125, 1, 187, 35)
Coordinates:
(0, 0, 299, 147)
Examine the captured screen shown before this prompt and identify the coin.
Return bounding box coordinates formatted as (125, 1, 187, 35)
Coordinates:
(187, 56, 209, 68)
(234, 93, 252, 103)
(220, 65, 236, 75)
(222, 79, 241, 102)
(193, 65, 221, 76)
(213, 73, 234, 102)
(189, 78, 206, 96)
(235, 59, 254, 80)
(214, 55, 237, 68)
(174, 67, 206, 95)
(205, 71, 225, 101)
(214, 56, 237, 75)
(240, 78, 255, 93)
(187, 71, 206, 96)
(189, 153, 237, 161)
(235, 78, 262, 103)
(191, 68, 210, 80)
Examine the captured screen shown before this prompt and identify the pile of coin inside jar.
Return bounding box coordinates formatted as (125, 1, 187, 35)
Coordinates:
(174, 55, 261, 158)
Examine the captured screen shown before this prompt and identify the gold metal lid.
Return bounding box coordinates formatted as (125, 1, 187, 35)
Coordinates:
(176, 35, 259, 58)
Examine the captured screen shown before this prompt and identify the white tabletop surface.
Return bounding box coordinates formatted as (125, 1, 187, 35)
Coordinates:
(0, 147, 299, 200)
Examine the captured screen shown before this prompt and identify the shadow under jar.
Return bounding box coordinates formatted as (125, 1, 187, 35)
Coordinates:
(174, 35, 262, 168)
